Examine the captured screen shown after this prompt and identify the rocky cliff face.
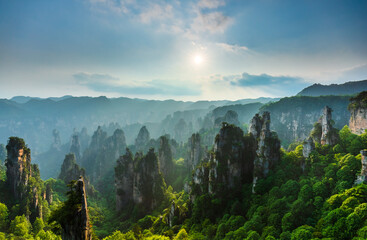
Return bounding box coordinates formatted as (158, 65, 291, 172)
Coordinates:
(135, 126, 150, 151)
(59, 153, 93, 195)
(349, 91, 367, 134)
(191, 123, 255, 198)
(187, 133, 204, 171)
(6, 137, 32, 200)
(214, 110, 240, 127)
(250, 112, 281, 191)
(81, 127, 126, 186)
(115, 149, 134, 211)
(311, 106, 339, 146)
(59, 177, 92, 240)
(356, 150, 367, 184)
(191, 112, 281, 198)
(52, 129, 62, 151)
(115, 148, 166, 213)
(70, 134, 81, 162)
(261, 96, 350, 145)
(158, 136, 174, 183)
(5, 137, 46, 221)
(302, 137, 315, 158)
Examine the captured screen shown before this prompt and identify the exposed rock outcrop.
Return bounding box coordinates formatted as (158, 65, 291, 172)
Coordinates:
(302, 137, 315, 158)
(356, 150, 367, 184)
(6, 137, 32, 200)
(81, 127, 126, 186)
(190, 112, 281, 198)
(58, 177, 92, 240)
(349, 91, 367, 134)
(158, 136, 174, 183)
(115, 149, 134, 211)
(261, 96, 350, 144)
(187, 133, 204, 171)
(191, 123, 256, 198)
(52, 129, 62, 151)
(70, 134, 81, 162)
(115, 148, 166, 213)
(311, 106, 339, 146)
(135, 126, 150, 151)
(5, 137, 46, 220)
(214, 110, 240, 127)
(250, 112, 281, 191)
(59, 153, 94, 195)
(45, 181, 53, 205)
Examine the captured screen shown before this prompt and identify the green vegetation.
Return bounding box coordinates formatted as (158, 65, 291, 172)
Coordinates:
(348, 91, 367, 110)
(1, 124, 367, 239)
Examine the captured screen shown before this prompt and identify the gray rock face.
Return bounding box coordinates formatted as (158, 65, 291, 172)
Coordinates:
(312, 106, 339, 146)
(70, 134, 81, 162)
(261, 96, 350, 145)
(361, 150, 367, 176)
(81, 128, 126, 185)
(214, 110, 240, 127)
(251, 112, 280, 192)
(115, 149, 134, 211)
(302, 137, 315, 158)
(45, 182, 53, 205)
(158, 136, 173, 182)
(135, 126, 150, 150)
(61, 177, 92, 240)
(187, 133, 203, 171)
(5, 137, 45, 220)
(115, 148, 166, 213)
(5, 138, 32, 200)
(191, 113, 281, 197)
(191, 123, 255, 198)
(350, 108, 367, 135)
(52, 129, 62, 151)
(356, 150, 367, 184)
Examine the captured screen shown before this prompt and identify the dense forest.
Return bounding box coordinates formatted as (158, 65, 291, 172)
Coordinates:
(0, 92, 367, 240)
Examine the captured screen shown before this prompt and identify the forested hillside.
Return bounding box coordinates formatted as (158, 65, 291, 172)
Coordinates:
(0, 96, 367, 239)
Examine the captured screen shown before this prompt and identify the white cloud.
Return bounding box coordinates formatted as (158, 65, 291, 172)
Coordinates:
(139, 3, 174, 24)
(88, 0, 233, 37)
(216, 42, 248, 53)
(197, 0, 225, 9)
(191, 11, 233, 34)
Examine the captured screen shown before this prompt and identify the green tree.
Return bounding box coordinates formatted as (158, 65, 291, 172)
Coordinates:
(291, 225, 313, 240)
(174, 229, 188, 240)
(10, 215, 32, 236)
(33, 218, 45, 235)
(0, 203, 8, 231)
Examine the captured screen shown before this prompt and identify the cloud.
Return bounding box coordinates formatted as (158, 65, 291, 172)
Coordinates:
(229, 72, 304, 87)
(338, 63, 367, 82)
(207, 72, 308, 97)
(197, 0, 225, 9)
(191, 11, 233, 34)
(73, 72, 201, 96)
(216, 42, 248, 53)
(88, 0, 233, 36)
(139, 3, 174, 24)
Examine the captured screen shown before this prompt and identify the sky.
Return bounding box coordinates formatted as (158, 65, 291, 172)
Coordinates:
(0, 0, 367, 101)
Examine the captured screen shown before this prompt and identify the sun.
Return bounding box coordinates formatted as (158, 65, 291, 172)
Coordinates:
(194, 54, 203, 65)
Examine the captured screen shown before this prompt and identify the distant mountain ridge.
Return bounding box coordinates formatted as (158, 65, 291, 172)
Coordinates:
(297, 79, 367, 97)
(0, 95, 277, 154)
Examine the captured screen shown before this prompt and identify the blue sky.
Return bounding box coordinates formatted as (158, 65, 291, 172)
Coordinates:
(0, 0, 366, 100)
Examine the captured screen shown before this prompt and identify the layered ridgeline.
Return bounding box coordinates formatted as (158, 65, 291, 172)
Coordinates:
(0, 96, 274, 154)
(297, 79, 367, 96)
